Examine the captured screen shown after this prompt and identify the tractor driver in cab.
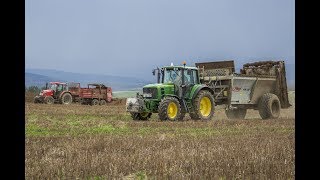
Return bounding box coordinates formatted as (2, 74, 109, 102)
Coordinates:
(57, 84, 63, 92)
(50, 83, 57, 90)
(165, 68, 189, 85)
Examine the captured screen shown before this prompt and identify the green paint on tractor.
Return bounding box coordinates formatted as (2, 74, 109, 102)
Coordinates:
(126, 60, 291, 121)
(126, 63, 216, 121)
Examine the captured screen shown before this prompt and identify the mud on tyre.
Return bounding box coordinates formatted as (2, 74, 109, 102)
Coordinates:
(158, 96, 184, 121)
(44, 96, 54, 105)
(258, 93, 281, 119)
(60, 93, 73, 105)
(190, 90, 215, 120)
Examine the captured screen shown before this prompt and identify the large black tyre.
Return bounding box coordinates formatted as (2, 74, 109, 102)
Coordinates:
(258, 93, 281, 119)
(44, 96, 55, 105)
(130, 112, 152, 121)
(190, 90, 215, 120)
(60, 93, 73, 105)
(158, 96, 184, 121)
(100, 100, 107, 105)
(225, 108, 247, 119)
(91, 99, 99, 106)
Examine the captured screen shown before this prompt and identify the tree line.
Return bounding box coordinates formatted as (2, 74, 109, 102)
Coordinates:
(25, 86, 46, 93)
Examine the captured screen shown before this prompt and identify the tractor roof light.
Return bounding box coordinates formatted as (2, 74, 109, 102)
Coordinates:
(182, 61, 186, 67)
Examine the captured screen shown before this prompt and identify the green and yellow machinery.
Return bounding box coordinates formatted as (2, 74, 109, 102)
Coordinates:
(126, 60, 290, 121)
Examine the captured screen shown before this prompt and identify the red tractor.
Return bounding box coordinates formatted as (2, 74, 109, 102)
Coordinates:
(34, 82, 80, 105)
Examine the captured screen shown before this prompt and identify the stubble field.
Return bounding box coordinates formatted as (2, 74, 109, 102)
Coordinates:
(25, 92, 295, 179)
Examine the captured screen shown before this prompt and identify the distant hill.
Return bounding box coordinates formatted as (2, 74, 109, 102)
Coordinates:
(26, 63, 294, 91)
(25, 69, 152, 91)
(25, 73, 62, 88)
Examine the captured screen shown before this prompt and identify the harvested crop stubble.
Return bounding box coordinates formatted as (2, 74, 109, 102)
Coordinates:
(25, 92, 295, 179)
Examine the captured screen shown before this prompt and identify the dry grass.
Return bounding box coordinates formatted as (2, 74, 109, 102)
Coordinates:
(25, 92, 295, 179)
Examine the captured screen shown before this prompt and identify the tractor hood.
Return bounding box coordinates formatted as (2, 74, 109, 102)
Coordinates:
(39, 89, 54, 96)
(142, 83, 175, 99)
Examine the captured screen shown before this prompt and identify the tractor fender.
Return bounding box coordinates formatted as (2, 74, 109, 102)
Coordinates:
(163, 94, 180, 100)
(191, 85, 215, 100)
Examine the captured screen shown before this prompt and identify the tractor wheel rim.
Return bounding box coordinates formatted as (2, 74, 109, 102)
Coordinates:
(64, 96, 70, 103)
(167, 102, 178, 119)
(200, 96, 211, 117)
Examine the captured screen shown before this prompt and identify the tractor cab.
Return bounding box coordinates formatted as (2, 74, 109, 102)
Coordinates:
(34, 82, 67, 103)
(48, 82, 67, 98)
(151, 62, 200, 98)
(153, 63, 199, 85)
(34, 81, 76, 105)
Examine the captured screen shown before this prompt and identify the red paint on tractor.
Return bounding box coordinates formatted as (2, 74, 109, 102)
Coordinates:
(34, 82, 113, 105)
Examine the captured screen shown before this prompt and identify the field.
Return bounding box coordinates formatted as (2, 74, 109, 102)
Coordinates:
(25, 91, 295, 179)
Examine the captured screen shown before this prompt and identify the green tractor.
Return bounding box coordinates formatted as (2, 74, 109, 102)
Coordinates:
(126, 62, 215, 121)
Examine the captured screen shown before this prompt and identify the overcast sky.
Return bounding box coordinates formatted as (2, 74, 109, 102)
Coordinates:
(25, 0, 295, 81)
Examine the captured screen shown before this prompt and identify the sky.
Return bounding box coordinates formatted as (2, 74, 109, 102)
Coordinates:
(25, 0, 295, 81)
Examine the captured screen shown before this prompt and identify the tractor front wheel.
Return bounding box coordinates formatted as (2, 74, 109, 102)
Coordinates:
(158, 97, 184, 121)
(33, 97, 40, 103)
(191, 90, 215, 120)
(44, 96, 54, 105)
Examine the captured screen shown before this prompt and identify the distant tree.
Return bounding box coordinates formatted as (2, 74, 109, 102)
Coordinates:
(27, 86, 41, 94)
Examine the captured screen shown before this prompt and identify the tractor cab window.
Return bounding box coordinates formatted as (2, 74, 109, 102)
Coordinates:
(184, 69, 192, 84)
(163, 68, 182, 84)
(182, 69, 199, 85)
(56, 84, 63, 91)
(50, 84, 57, 91)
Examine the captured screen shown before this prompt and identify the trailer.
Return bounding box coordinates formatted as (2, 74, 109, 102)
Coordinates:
(196, 60, 291, 119)
(79, 83, 112, 105)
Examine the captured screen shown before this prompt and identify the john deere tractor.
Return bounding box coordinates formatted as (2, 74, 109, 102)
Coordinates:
(126, 62, 215, 121)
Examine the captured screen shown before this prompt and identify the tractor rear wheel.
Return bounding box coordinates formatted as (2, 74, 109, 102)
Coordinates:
(258, 93, 281, 119)
(44, 96, 54, 105)
(191, 90, 215, 120)
(100, 100, 107, 105)
(225, 108, 247, 119)
(91, 99, 99, 106)
(130, 112, 152, 120)
(60, 93, 72, 105)
(158, 96, 184, 121)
